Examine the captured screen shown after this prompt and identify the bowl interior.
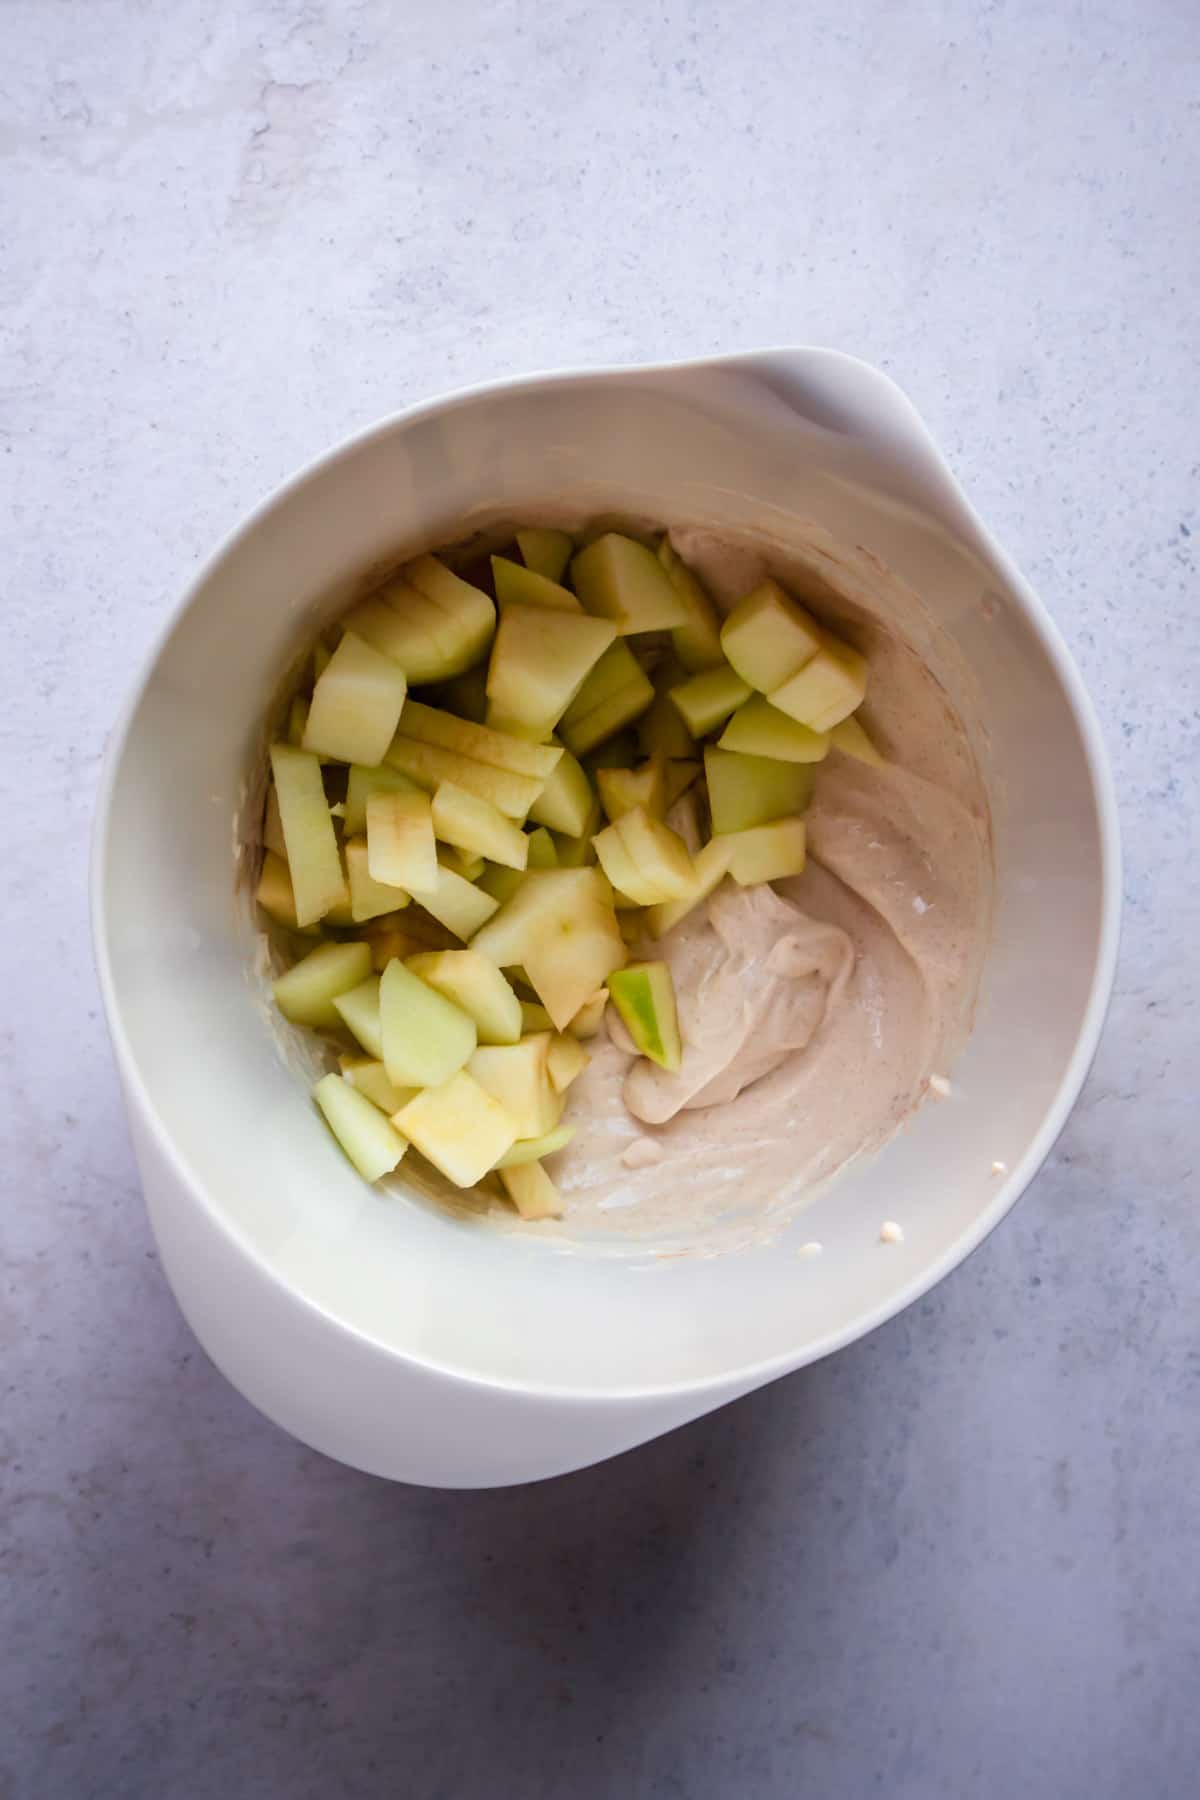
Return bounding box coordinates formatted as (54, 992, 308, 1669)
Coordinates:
(96, 355, 1115, 1395)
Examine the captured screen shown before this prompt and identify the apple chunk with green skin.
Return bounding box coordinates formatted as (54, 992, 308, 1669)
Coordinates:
(658, 538, 725, 671)
(269, 743, 348, 926)
(722, 817, 807, 885)
(391, 1070, 518, 1188)
(720, 580, 822, 692)
(367, 789, 438, 895)
(517, 527, 573, 584)
(719, 694, 831, 763)
(498, 1161, 563, 1220)
(491, 555, 581, 612)
(558, 643, 655, 755)
(495, 1121, 575, 1167)
(272, 939, 371, 1028)
(472, 868, 626, 1031)
(314, 1073, 407, 1181)
(379, 957, 477, 1088)
(571, 533, 686, 633)
(704, 746, 816, 834)
(432, 780, 529, 871)
(608, 961, 682, 1072)
(468, 1034, 562, 1138)
(769, 629, 867, 731)
(405, 949, 522, 1045)
(669, 664, 753, 737)
(486, 603, 617, 739)
(301, 630, 408, 766)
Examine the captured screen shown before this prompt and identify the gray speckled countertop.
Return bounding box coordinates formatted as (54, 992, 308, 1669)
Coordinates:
(3, 3, 1197, 1796)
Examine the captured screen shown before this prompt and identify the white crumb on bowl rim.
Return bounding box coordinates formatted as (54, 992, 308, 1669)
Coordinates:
(879, 1219, 905, 1244)
(991, 1159, 1008, 1176)
(797, 1240, 823, 1259)
(928, 1073, 952, 1098)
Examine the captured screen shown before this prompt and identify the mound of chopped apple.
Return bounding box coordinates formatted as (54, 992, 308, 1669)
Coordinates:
(257, 530, 883, 1219)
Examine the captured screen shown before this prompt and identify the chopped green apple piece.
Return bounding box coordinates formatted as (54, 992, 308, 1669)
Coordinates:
(607, 961, 682, 1072)
(272, 939, 372, 1028)
(830, 711, 886, 766)
(571, 533, 686, 633)
(526, 746, 594, 836)
(397, 699, 561, 780)
(478, 862, 525, 906)
(366, 789, 437, 895)
(720, 579, 822, 692)
(593, 806, 695, 905)
(468, 1034, 561, 1138)
(332, 973, 385, 1058)
(525, 826, 558, 869)
(486, 602, 617, 739)
(392, 1070, 518, 1188)
(314, 1073, 407, 1181)
(719, 694, 831, 763)
(669, 664, 753, 736)
(405, 949, 522, 1045)
(256, 851, 314, 933)
(416, 863, 500, 940)
(550, 809, 601, 866)
(491, 554, 581, 612)
(568, 990, 608, 1037)
(558, 643, 654, 754)
(520, 998, 555, 1034)
(769, 629, 868, 731)
(269, 743, 349, 926)
(379, 958, 477, 1087)
(596, 755, 667, 823)
(342, 584, 467, 684)
(402, 554, 496, 674)
(644, 835, 735, 938)
(385, 735, 545, 819)
(339, 1055, 417, 1116)
(704, 746, 816, 834)
(722, 817, 808, 885)
(263, 785, 287, 857)
(516, 527, 574, 584)
(495, 1121, 575, 1167)
(498, 1161, 563, 1220)
(301, 630, 408, 766)
(658, 537, 726, 670)
(473, 868, 626, 1030)
(343, 762, 421, 835)
(664, 759, 701, 807)
(432, 779, 529, 871)
(438, 844, 486, 882)
(546, 1033, 590, 1092)
(637, 655, 697, 759)
(345, 835, 410, 923)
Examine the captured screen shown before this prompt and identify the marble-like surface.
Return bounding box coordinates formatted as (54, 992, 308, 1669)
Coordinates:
(3, 1, 1197, 1795)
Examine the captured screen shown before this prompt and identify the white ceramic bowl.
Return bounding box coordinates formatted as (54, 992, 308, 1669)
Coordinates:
(92, 350, 1119, 1487)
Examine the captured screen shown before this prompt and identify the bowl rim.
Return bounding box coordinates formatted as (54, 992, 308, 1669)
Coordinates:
(91, 346, 1123, 1404)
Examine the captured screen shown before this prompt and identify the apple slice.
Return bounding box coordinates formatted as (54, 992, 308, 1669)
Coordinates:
(313, 1073, 407, 1181)
(664, 760, 701, 808)
(385, 735, 545, 818)
(608, 962, 682, 1071)
(722, 817, 808, 885)
(596, 755, 667, 823)
(339, 1055, 418, 1116)
(525, 827, 558, 869)
(403, 553, 496, 674)
(720, 580, 823, 692)
(366, 790, 437, 895)
(365, 923, 426, 971)
(473, 868, 626, 1030)
(644, 836, 735, 938)
(397, 699, 561, 780)
(468, 1034, 562, 1138)
(263, 785, 287, 857)
(526, 746, 595, 837)
(269, 744, 348, 926)
(392, 1070, 518, 1188)
(379, 957, 477, 1087)
(272, 939, 372, 1028)
(704, 746, 816, 834)
(669, 664, 753, 737)
(568, 990, 608, 1038)
(719, 694, 831, 763)
(517, 527, 574, 584)
(486, 603, 617, 739)
(343, 763, 421, 835)
(519, 999, 555, 1033)
(546, 1033, 590, 1093)
(830, 711, 885, 766)
(438, 844, 486, 882)
(593, 806, 695, 905)
(416, 864, 500, 941)
(301, 630, 408, 766)
(406, 949, 522, 1044)
(255, 851, 316, 934)
(344, 837, 410, 923)
(495, 1121, 575, 1167)
(432, 780, 529, 871)
(498, 1161, 563, 1220)
(768, 629, 867, 732)
(658, 538, 726, 671)
(558, 643, 655, 755)
(478, 862, 525, 906)
(491, 554, 581, 612)
(550, 810, 601, 866)
(332, 974, 385, 1058)
(341, 585, 464, 684)
(571, 533, 686, 633)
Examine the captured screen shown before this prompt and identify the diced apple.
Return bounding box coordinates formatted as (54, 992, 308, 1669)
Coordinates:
(495, 1122, 575, 1167)
(344, 836, 410, 923)
(525, 827, 558, 869)
(379, 958, 477, 1087)
(478, 862, 525, 906)
(365, 922, 426, 971)
(341, 585, 464, 684)
(256, 851, 314, 933)
(585, 728, 639, 771)
(669, 664, 753, 736)
(402, 553, 496, 674)
(366, 789, 437, 895)
(607, 961, 682, 1071)
(550, 811, 601, 866)
(468, 1034, 562, 1139)
(568, 990, 608, 1037)
(263, 785, 287, 857)
(644, 835, 735, 938)
(272, 939, 371, 1028)
(637, 654, 697, 759)
(473, 868, 626, 1030)
(526, 746, 595, 837)
(558, 643, 654, 755)
(339, 1055, 418, 1115)
(664, 760, 701, 808)
(520, 998, 555, 1033)
(332, 974, 385, 1058)
(269, 744, 349, 926)
(405, 949, 522, 1045)
(657, 538, 726, 670)
(486, 603, 617, 739)
(343, 763, 421, 835)
(596, 755, 666, 823)
(397, 699, 561, 780)
(438, 844, 486, 882)
(704, 746, 816, 834)
(416, 864, 500, 941)
(385, 735, 545, 819)
(300, 630, 408, 766)
(593, 806, 695, 905)
(498, 1161, 563, 1220)
(571, 533, 686, 633)
(720, 579, 823, 692)
(547, 1033, 590, 1092)
(491, 554, 581, 612)
(516, 527, 574, 584)
(313, 1073, 407, 1181)
(392, 1071, 518, 1188)
(719, 694, 831, 762)
(830, 711, 886, 767)
(722, 817, 808, 885)
(432, 779, 529, 871)
(769, 629, 868, 731)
